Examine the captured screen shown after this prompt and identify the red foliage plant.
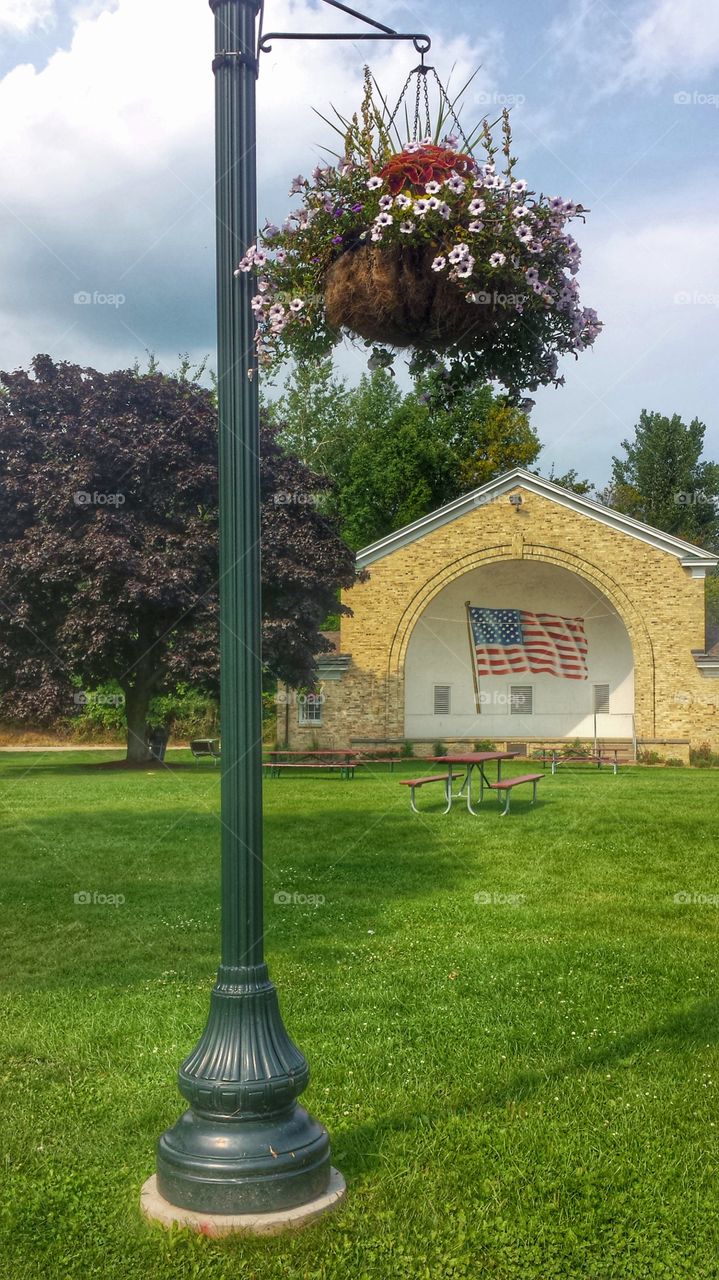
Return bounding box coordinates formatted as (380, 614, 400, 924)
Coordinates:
(379, 145, 475, 194)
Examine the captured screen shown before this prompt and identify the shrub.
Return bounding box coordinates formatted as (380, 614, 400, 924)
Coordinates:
(665, 757, 685, 768)
(638, 750, 664, 766)
(474, 739, 497, 751)
(400, 740, 415, 758)
(433, 740, 447, 757)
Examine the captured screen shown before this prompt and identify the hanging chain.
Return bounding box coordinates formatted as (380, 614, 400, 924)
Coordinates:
(387, 62, 473, 151)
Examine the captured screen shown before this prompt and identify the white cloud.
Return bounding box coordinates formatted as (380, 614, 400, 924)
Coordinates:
(549, 0, 719, 98)
(0, 0, 498, 373)
(0, 0, 54, 35)
(626, 0, 719, 83)
(533, 196, 719, 480)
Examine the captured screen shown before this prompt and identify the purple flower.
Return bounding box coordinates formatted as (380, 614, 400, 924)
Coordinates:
(290, 175, 306, 194)
(332, 235, 343, 244)
(351, 202, 364, 212)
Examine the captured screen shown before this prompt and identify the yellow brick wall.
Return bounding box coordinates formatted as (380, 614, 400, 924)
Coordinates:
(288, 488, 718, 754)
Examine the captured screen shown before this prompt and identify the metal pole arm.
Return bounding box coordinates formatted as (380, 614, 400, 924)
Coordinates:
(258, 0, 430, 56)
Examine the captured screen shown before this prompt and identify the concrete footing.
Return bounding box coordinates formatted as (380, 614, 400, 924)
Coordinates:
(140, 1168, 346, 1237)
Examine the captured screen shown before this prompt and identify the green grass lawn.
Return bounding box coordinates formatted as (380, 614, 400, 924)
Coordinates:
(1, 751, 718, 1280)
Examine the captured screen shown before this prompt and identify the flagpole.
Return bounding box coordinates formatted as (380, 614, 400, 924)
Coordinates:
(465, 601, 482, 717)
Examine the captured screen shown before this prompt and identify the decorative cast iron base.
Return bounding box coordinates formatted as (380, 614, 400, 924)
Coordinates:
(155, 964, 334, 1215)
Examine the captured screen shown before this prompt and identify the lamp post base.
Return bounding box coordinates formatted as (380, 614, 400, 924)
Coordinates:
(141, 1167, 346, 1237)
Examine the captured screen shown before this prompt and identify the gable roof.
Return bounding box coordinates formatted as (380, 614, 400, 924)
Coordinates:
(356, 467, 719, 573)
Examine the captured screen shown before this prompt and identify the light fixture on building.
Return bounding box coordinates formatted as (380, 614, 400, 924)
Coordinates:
(509, 494, 523, 510)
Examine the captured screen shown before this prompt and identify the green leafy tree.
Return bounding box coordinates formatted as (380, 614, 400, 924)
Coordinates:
(263, 357, 348, 473)
(338, 392, 457, 548)
(453, 401, 541, 491)
(605, 410, 719, 548)
(269, 365, 541, 548)
(546, 466, 595, 496)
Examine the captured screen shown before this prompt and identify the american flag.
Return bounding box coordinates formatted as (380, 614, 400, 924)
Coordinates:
(468, 606, 589, 680)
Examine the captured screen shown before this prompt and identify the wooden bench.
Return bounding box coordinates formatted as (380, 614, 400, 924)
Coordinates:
(489, 772, 543, 816)
(190, 738, 221, 764)
(263, 761, 356, 780)
(400, 773, 463, 814)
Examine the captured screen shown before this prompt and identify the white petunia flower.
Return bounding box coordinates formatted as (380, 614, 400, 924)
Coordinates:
(489, 251, 506, 267)
(367, 176, 384, 190)
(448, 244, 469, 264)
(431, 255, 447, 271)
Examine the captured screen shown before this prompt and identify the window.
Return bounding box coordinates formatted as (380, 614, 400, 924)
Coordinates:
(298, 694, 323, 726)
(593, 684, 610, 715)
(510, 685, 533, 715)
(433, 684, 451, 715)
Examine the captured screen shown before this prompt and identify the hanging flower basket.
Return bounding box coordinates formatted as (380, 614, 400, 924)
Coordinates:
(236, 70, 602, 395)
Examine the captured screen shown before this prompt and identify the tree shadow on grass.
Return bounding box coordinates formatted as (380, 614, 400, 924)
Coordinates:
(334, 997, 719, 1178)
(0, 800, 497, 991)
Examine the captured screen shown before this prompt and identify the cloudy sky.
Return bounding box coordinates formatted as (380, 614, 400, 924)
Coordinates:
(0, 0, 717, 484)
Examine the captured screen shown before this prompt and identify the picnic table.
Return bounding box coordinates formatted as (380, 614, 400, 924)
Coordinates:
(401, 751, 525, 815)
(264, 749, 357, 779)
(535, 749, 625, 775)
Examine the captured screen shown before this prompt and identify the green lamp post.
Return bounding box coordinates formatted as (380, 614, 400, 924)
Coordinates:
(143, 0, 430, 1227)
